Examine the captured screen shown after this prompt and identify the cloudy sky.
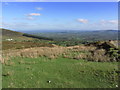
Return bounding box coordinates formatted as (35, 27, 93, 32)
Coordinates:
(1, 2, 118, 31)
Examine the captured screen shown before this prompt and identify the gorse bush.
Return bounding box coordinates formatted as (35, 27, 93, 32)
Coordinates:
(86, 49, 111, 62)
(108, 48, 120, 61)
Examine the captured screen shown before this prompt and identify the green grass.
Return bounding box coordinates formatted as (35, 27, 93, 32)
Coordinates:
(3, 57, 118, 88)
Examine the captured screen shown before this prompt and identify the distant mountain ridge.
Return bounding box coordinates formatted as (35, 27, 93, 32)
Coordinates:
(27, 29, 118, 41)
(21, 30, 119, 33)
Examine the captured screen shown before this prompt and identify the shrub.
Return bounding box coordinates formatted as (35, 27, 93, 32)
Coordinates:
(108, 48, 120, 61)
(86, 49, 111, 62)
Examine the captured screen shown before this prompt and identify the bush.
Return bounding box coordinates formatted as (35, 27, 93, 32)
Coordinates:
(86, 49, 111, 62)
(108, 48, 120, 61)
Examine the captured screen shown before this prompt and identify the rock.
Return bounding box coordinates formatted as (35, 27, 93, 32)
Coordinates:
(47, 80, 51, 83)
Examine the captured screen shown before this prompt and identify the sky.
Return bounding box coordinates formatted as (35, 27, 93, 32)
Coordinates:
(1, 2, 118, 31)
(1, 0, 118, 2)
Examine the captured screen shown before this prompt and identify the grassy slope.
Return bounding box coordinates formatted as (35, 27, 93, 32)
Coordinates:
(1, 28, 35, 41)
(2, 29, 53, 41)
(1, 28, 54, 50)
(3, 57, 118, 88)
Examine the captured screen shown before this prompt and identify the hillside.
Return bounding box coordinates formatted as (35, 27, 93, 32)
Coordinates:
(2, 28, 23, 36)
(1, 28, 35, 41)
(1, 28, 53, 41)
(1, 28, 54, 50)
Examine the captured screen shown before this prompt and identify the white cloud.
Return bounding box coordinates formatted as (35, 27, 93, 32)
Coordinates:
(108, 20, 118, 24)
(77, 18, 88, 24)
(2, 22, 32, 30)
(100, 19, 118, 24)
(25, 13, 41, 20)
(12, 17, 35, 20)
(2, 18, 118, 31)
(26, 17, 35, 20)
(27, 13, 41, 16)
(89, 19, 118, 30)
(36, 7, 43, 10)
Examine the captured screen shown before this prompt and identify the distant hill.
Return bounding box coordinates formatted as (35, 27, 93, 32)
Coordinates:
(29, 30, 119, 41)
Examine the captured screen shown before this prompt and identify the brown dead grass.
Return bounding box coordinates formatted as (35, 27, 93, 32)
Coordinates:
(67, 45, 96, 51)
(86, 49, 111, 62)
(2, 46, 67, 63)
(1, 44, 115, 63)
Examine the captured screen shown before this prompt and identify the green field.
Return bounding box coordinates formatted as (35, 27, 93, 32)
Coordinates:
(3, 57, 118, 88)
